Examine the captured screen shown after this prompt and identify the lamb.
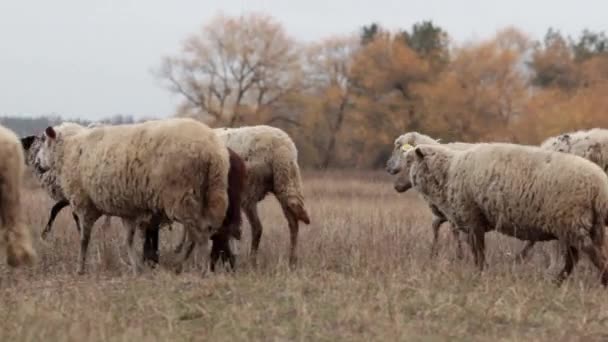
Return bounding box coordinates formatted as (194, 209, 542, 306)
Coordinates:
(33, 118, 231, 275)
(0, 125, 37, 267)
(395, 143, 608, 285)
(386, 131, 474, 259)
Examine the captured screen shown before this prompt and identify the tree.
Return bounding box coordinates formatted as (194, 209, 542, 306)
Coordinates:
(528, 28, 579, 89)
(571, 29, 608, 62)
(401, 20, 450, 72)
(361, 23, 381, 45)
(157, 13, 303, 127)
(416, 28, 531, 141)
(305, 35, 360, 168)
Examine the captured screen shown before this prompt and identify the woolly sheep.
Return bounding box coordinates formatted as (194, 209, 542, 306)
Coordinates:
(386, 131, 474, 259)
(395, 143, 608, 285)
(517, 128, 608, 267)
(0, 125, 36, 267)
(34, 118, 231, 275)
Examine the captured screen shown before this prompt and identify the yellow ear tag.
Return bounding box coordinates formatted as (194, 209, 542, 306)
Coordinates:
(401, 143, 413, 152)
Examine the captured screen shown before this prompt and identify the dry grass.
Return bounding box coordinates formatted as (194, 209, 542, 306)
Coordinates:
(2, 171, 608, 341)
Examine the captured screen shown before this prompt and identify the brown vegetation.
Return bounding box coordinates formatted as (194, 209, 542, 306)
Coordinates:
(2, 172, 608, 340)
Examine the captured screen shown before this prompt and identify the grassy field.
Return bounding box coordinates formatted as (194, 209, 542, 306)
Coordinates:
(1, 171, 608, 341)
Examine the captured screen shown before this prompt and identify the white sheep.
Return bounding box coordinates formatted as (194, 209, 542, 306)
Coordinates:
(213, 125, 310, 266)
(517, 128, 608, 268)
(386, 131, 473, 259)
(0, 124, 36, 267)
(395, 143, 608, 285)
(34, 118, 230, 275)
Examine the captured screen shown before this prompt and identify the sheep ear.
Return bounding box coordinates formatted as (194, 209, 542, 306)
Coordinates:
(45, 126, 56, 140)
(414, 147, 425, 160)
(20, 136, 36, 150)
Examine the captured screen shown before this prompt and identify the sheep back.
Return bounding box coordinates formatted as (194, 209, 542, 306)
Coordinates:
(409, 143, 608, 246)
(56, 118, 230, 228)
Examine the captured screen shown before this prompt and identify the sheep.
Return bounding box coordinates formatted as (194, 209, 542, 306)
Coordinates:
(395, 143, 608, 285)
(0, 125, 37, 267)
(33, 118, 231, 275)
(386, 131, 474, 259)
(24, 125, 247, 272)
(164, 125, 310, 267)
(517, 128, 608, 267)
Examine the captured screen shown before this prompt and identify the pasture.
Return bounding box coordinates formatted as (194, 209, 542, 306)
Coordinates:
(1, 171, 607, 341)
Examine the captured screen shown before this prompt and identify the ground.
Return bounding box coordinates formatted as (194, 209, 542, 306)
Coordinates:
(1, 171, 608, 341)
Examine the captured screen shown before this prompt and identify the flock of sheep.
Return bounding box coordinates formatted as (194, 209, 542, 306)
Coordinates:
(1, 117, 608, 287)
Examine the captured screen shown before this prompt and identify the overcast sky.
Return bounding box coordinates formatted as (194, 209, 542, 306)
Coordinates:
(1, 0, 606, 120)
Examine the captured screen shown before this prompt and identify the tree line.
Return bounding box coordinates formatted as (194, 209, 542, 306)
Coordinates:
(5, 13, 608, 169)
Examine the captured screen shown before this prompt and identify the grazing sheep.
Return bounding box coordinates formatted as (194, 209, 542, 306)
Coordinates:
(212, 125, 310, 267)
(386, 132, 473, 259)
(0, 125, 36, 267)
(395, 143, 608, 285)
(34, 118, 231, 275)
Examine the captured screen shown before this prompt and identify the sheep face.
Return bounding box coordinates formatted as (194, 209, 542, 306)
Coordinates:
(20, 135, 43, 169)
(544, 134, 572, 153)
(34, 127, 59, 173)
(386, 134, 416, 175)
(393, 149, 417, 192)
(396, 145, 450, 195)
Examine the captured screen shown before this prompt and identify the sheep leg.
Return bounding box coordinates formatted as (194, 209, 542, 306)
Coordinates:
(429, 216, 445, 259)
(467, 228, 486, 271)
(452, 227, 465, 260)
(173, 225, 187, 254)
(244, 205, 263, 265)
(176, 222, 211, 276)
(121, 219, 140, 276)
(76, 214, 97, 275)
(72, 213, 81, 233)
(555, 246, 579, 286)
(282, 206, 299, 268)
(514, 241, 536, 264)
(583, 244, 608, 286)
(41, 199, 70, 240)
(141, 217, 160, 267)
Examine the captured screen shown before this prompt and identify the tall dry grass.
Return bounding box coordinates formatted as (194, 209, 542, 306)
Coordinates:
(0, 171, 607, 341)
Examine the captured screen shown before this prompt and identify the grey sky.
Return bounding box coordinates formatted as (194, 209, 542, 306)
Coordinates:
(1, 0, 606, 120)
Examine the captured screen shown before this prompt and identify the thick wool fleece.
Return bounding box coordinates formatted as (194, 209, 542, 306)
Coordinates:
(398, 143, 608, 284)
(37, 118, 230, 274)
(0, 124, 36, 266)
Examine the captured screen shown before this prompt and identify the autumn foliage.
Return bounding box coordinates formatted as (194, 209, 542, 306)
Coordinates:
(157, 13, 608, 169)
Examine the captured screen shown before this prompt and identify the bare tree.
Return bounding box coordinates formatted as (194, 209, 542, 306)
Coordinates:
(305, 35, 359, 168)
(157, 13, 303, 126)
